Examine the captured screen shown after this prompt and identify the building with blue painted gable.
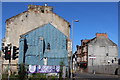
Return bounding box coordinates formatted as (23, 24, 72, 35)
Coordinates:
(19, 23, 68, 66)
(2, 5, 71, 74)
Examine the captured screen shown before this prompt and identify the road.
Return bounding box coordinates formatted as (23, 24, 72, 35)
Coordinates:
(73, 72, 119, 80)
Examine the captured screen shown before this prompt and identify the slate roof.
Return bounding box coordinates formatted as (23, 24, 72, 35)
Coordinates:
(88, 36, 117, 46)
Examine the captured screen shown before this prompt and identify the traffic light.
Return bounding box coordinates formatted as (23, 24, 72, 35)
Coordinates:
(83, 63, 87, 68)
(1, 43, 5, 52)
(4, 46, 11, 60)
(4, 46, 8, 59)
(12, 46, 19, 60)
(2, 46, 5, 53)
(80, 63, 87, 69)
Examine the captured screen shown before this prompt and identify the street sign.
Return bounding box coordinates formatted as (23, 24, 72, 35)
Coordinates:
(89, 56, 96, 58)
(89, 56, 96, 59)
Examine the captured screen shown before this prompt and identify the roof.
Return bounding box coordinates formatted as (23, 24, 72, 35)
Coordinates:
(82, 39, 91, 44)
(87, 36, 117, 46)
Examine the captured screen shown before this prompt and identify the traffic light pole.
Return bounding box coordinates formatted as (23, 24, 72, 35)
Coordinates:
(8, 44, 11, 80)
(8, 59, 11, 80)
(3, 44, 12, 80)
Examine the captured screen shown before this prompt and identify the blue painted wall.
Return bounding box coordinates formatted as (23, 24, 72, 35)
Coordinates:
(19, 23, 68, 66)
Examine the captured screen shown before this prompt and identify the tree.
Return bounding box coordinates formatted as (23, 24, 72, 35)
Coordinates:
(59, 61, 65, 79)
(18, 64, 27, 80)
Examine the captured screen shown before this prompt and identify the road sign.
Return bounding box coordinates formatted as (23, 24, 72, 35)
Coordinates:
(89, 56, 96, 59)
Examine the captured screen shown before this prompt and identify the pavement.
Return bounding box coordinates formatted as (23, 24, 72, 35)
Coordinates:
(73, 72, 120, 80)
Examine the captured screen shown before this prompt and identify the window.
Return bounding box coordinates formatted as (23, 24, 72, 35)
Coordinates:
(115, 58, 117, 61)
(47, 43, 50, 50)
(112, 59, 114, 63)
(41, 10, 44, 13)
(43, 57, 47, 65)
(106, 53, 108, 56)
(2, 43, 4, 46)
(26, 14, 28, 18)
(108, 60, 110, 64)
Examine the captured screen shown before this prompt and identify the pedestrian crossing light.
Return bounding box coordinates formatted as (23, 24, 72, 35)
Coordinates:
(12, 46, 19, 60)
(4, 46, 11, 60)
(80, 63, 87, 69)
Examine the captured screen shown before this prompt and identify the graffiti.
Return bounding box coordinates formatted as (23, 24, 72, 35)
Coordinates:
(29, 65, 60, 73)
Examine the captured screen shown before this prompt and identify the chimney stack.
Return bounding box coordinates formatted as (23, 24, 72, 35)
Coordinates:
(28, 5, 53, 12)
(96, 33, 108, 38)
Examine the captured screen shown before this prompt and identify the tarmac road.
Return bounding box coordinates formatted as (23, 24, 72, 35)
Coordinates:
(73, 72, 119, 80)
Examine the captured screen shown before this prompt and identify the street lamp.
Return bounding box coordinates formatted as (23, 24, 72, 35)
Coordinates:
(71, 20, 79, 79)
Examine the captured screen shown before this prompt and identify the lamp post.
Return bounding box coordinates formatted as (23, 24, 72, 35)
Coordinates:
(71, 20, 79, 79)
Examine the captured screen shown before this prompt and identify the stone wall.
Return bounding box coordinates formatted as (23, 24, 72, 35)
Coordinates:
(88, 64, 118, 75)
